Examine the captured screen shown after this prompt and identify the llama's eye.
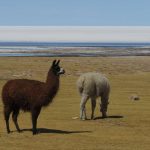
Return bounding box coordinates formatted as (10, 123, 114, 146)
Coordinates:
(56, 67, 60, 72)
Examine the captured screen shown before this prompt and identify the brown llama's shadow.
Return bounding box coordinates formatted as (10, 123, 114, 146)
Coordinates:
(20, 128, 92, 134)
(94, 115, 124, 120)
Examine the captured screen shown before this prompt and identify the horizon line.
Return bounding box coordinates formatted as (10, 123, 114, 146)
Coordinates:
(0, 26, 150, 27)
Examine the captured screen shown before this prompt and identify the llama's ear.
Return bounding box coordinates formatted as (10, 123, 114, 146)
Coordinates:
(52, 60, 57, 66)
(56, 60, 60, 66)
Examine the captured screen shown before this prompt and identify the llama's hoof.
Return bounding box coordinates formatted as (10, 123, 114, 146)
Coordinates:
(17, 130, 22, 133)
(32, 130, 38, 135)
(91, 116, 95, 120)
(80, 117, 87, 121)
(33, 132, 37, 135)
(102, 115, 107, 119)
(33, 129, 40, 135)
(7, 130, 11, 134)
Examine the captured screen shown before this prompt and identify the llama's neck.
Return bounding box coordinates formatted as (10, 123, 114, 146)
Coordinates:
(45, 68, 60, 100)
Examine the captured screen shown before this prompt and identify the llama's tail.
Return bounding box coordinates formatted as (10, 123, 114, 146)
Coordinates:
(77, 76, 85, 94)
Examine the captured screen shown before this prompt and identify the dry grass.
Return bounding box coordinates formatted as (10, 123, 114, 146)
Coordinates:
(0, 56, 150, 150)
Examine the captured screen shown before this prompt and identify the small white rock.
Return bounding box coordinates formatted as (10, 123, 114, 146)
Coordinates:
(130, 94, 140, 101)
(72, 117, 79, 120)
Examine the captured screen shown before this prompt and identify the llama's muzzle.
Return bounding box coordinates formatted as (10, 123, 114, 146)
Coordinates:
(58, 67, 65, 75)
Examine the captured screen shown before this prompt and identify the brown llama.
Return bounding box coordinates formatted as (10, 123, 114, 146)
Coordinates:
(2, 60, 65, 135)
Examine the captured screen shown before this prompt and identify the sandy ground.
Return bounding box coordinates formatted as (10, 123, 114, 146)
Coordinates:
(0, 56, 150, 150)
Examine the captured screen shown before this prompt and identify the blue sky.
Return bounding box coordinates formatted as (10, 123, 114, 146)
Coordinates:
(0, 0, 150, 26)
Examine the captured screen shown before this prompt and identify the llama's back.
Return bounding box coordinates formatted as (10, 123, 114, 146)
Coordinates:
(2, 79, 45, 108)
(77, 72, 110, 97)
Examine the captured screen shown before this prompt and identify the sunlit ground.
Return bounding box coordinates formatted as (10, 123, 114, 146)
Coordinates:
(0, 56, 150, 150)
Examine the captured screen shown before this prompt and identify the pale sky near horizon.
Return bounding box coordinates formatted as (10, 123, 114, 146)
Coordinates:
(0, 1, 150, 42)
(0, 26, 150, 43)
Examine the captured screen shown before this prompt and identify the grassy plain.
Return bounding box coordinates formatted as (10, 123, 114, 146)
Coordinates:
(0, 56, 150, 150)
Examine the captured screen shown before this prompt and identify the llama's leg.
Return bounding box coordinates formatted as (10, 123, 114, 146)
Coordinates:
(100, 95, 109, 118)
(91, 98, 96, 120)
(31, 107, 41, 135)
(80, 94, 88, 120)
(12, 108, 21, 132)
(4, 106, 12, 133)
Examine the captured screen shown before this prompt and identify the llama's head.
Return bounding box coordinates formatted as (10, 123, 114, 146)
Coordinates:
(51, 60, 65, 76)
